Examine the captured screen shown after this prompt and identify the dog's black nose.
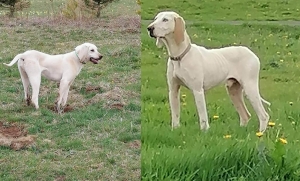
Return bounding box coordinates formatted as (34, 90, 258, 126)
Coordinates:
(99, 55, 103, 60)
(147, 26, 154, 32)
(147, 26, 155, 38)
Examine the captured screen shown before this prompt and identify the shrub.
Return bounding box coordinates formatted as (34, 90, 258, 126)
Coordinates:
(61, 0, 117, 19)
(0, 0, 30, 17)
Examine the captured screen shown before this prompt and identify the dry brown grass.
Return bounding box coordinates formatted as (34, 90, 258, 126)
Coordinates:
(0, 13, 140, 32)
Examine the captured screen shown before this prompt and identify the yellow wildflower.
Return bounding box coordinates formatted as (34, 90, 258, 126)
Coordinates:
(268, 121, 275, 127)
(182, 102, 187, 106)
(223, 135, 231, 139)
(182, 94, 186, 99)
(292, 121, 295, 125)
(279, 138, 287, 144)
(276, 51, 280, 54)
(256, 132, 263, 138)
(288, 52, 292, 55)
(280, 59, 284, 62)
(208, 38, 211, 41)
(213, 115, 219, 119)
(193, 34, 198, 38)
(289, 102, 293, 106)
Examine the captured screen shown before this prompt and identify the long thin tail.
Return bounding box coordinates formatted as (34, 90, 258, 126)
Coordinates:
(3, 54, 23, 67)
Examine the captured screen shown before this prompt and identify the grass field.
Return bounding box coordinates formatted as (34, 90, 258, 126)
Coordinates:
(141, 0, 300, 21)
(141, 5, 300, 181)
(0, 0, 140, 180)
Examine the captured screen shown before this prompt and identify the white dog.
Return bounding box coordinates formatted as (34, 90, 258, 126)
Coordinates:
(147, 11, 270, 132)
(3, 43, 102, 112)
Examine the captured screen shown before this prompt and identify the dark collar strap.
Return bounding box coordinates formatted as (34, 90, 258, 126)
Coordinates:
(170, 44, 192, 61)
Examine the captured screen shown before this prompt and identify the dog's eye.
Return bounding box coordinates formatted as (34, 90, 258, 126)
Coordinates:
(91, 49, 95, 52)
(162, 18, 168, 22)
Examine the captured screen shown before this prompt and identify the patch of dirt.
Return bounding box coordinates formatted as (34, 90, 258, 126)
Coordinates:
(127, 140, 140, 149)
(48, 104, 74, 113)
(88, 87, 126, 110)
(110, 103, 125, 110)
(54, 176, 66, 181)
(85, 85, 102, 93)
(0, 121, 36, 151)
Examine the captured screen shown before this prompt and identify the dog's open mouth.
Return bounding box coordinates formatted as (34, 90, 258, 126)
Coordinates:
(149, 32, 156, 38)
(90, 57, 101, 64)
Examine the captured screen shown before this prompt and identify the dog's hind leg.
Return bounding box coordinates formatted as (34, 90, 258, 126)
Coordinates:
(243, 81, 269, 132)
(24, 61, 41, 109)
(226, 78, 251, 127)
(18, 65, 31, 106)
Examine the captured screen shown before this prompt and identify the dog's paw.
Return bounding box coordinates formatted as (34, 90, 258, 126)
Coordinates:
(200, 122, 210, 131)
(171, 123, 180, 131)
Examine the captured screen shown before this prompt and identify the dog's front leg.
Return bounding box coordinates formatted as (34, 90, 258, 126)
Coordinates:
(56, 79, 70, 114)
(167, 62, 181, 129)
(192, 89, 210, 130)
(169, 82, 181, 129)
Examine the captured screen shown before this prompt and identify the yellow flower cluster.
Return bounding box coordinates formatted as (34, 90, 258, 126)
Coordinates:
(279, 138, 288, 144)
(213, 115, 219, 119)
(256, 132, 263, 137)
(223, 135, 231, 139)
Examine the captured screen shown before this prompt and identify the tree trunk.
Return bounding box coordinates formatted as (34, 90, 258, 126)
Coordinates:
(9, 5, 14, 17)
(96, 5, 100, 18)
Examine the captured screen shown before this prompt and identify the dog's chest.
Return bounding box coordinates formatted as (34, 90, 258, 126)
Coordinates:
(172, 62, 197, 88)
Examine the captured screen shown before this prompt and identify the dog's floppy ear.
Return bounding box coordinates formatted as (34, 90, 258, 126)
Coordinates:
(174, 16, 185, 45)
(156, 37, 164, 48)
(75, 44, 89, 63)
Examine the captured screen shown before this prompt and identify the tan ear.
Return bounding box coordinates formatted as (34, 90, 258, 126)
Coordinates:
(156, 37, 164, 48)
(174, 17, 185, 45)
(75, 44, 89, 63)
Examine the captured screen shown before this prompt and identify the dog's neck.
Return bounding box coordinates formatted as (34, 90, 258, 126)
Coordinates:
(162, 31, 191, 60)
(74, 50, 86, 64)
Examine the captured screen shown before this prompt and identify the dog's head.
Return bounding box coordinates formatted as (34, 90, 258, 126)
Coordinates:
(147, 11, 186, 47)
(75, 43, 103, 64)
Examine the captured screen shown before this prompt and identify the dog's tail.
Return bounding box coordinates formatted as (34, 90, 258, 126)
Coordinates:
(3, 54, 23, 67)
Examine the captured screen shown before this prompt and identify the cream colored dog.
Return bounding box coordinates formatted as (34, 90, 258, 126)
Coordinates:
(147, 11, 270, 132)
(3, 43, 102, 112)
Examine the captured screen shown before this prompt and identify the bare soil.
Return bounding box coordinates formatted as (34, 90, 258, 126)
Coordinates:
(0, 121, 36, 150)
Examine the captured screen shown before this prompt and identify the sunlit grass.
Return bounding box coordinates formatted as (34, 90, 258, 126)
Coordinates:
(141, 21, 300, 180)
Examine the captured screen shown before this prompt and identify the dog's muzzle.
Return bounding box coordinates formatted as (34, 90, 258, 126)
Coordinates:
(147, 26, 155, 38)
(90, 55, 103, 64)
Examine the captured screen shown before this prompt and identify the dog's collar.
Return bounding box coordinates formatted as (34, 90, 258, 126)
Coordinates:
(74, 50, 86, 64)
(170, 44, 191, 61)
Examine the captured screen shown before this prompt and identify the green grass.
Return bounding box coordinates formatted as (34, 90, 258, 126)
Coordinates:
(141, 21, 300, 180)
(0, 0, 140, 180)
(141, 0, 300, 21)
